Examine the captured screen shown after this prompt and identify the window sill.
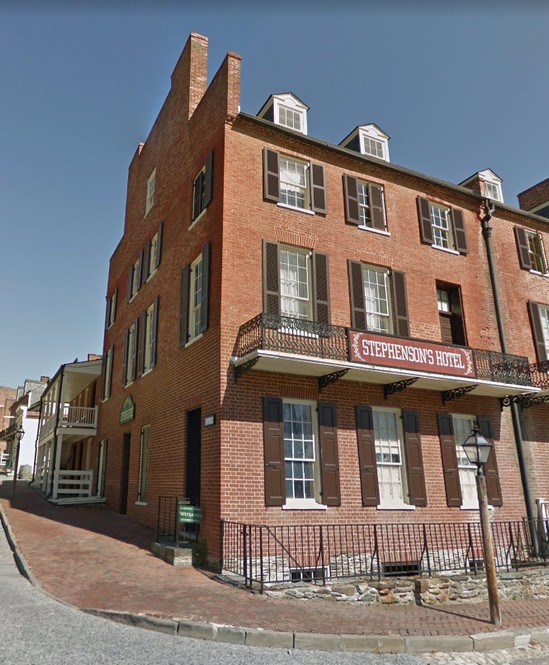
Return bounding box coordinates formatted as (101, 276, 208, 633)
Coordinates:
(431, 244, 461, 256)
(124, 381, 134, 388)
(141, 367, 153, 378)
(529, 269, 549, 277)
(276, 202, 315, 216)
(184, 333, 204, 349)
(146, 268, 157, 282)
(135, 501, 148, 506)
(189, 208, 207, 230)
(377, 503, 416, 511)
(357, 225, 390, 237)
(283, 500, 327, 511)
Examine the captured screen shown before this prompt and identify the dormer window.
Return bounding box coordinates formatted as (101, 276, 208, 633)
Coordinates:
(480, 169, 503, 202)
(257, 93, 308, 135)
(340, 124, 390, 162)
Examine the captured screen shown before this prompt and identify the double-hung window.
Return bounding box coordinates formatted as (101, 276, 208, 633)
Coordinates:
(348, 261, 409, 337)
(145, 169, 156, 216)
(528, 301, 549, 362)
(417, 198, 468, 254)
(192, 151, 213, 223)
(180, 243, 210, 345)
(263, 148, 327, 214)
(263, 241, 330, 325)
(142, 300, 158, 374)
(343, 175, 387, 231)
(105, 289, 118, 330)
(452, 415, 478, 509)
(127, 256, 141, 302)
(283, 401, 318, 503)
(515, 227, 548, 274)
(123, 321, 137, 386)
(101, 345, 114, 400)
(356, 406, 426, 509)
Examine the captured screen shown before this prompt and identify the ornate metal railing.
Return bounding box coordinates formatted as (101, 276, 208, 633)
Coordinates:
(531, 361, 549, 390)
(234, 314, 534, 388)
(221, 519, 549, 592)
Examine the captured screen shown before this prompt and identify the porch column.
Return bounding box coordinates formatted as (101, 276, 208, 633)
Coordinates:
(51, 434, 64, 499)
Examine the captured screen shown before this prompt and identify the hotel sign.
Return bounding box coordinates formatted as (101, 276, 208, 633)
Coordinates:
(349, 331, 476, 378)
(119, 395, 135, 424)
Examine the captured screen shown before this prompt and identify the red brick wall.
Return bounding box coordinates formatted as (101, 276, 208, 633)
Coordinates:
(518, 178, 549, 211)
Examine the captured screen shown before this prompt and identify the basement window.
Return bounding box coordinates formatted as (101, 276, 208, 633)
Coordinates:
(290, 567, 327, 583)
(382, 561, 421, 577)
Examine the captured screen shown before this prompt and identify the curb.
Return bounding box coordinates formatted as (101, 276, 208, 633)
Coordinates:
(3, 501, 549, 655)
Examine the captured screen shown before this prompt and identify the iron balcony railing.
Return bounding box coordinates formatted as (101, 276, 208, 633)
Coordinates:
(531, 360, 549, 391)
(234, 313, 533, 387)
(221, 519, 549, 592)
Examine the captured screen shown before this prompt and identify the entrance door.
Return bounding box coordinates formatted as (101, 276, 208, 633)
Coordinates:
(120, 432, 131, 515)
(185, 409, 202, 505)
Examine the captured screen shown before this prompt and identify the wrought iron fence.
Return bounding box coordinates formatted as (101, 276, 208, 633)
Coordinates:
(233, 314, 534, 388)
(157, 496, 178, 541)
(221, 519, 549, 592)
(531, 361, 549, 390)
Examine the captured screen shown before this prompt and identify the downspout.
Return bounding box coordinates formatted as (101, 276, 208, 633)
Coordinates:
(48, 366, 65, 498)
(31, 398, 42, 485)
(480, 200, 537, 544)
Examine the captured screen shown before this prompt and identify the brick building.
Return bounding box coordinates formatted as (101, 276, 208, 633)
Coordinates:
(0, 385, 17, 470)
(97, 33, 549, 574)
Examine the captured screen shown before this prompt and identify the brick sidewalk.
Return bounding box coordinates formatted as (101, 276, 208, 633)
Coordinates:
(1, 479, 549, 639)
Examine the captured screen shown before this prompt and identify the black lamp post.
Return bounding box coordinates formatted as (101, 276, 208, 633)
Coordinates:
(462, 426, 502, 626)
(11, 424, 25, 499)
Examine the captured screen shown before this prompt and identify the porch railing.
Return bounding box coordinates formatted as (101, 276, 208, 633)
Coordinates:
(53, 469, 93, 498)
(234, 314, 533, 388)
(531, 361, 549, 390)
(60, 405, 98, 428)
(221, 519, 549, 592)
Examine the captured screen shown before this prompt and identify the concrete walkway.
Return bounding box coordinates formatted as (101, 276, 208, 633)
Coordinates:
(2, 479, 549, 654)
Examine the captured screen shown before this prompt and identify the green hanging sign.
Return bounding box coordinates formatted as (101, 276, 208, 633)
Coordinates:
(119, 395, 135, 424)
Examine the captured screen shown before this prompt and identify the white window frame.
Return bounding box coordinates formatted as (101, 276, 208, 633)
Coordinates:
(192, 166, 207, 222)
(106, 292, 117, 329)
(279, 246, 313, 321)
(125, 322, 136, 386)
(189, 253, 204, 341)
(103, 345, 113, 400)
(148, 231, 159, 279)
(539, 305, 549, 357)
(437, 288, 451, 313)
(145, 169, 156, 216)
(278, 156, 310, 211)
(525, 230, 548, 274)
(272, 94, 308, 135)
(137, 425, 150, 504)
(358, 125, 390, 162)
(356, 180, 387, 231)
(373, 407, 412, 510)
(130, 257, 141, 300)
(143, 302, 156, 374)
(362, 265, 393, 334)
(430, 203, 454, 251)
(282, 399, 323, 509)
(484, 180, 502, 202)
(452, 415, 479, 510)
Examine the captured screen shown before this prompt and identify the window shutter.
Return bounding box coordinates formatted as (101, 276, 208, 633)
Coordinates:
(515, 226, 532, 270)
(130, 319, 138, 382)
(402, 410, 427, 507)
(391, 270, 410, 337)
(313, 252, 330, 325)
(104, 296, 110, 331)
(137, 311, 146, 376)
(417, 197, 434, 244)
(451, 208, 468, 254)
(310, 163, 327, 213)
(438, 412, 462, 507)
(179, 265, 190, 346)
(138, 249, 145, 288)
(100, 352, 106, 400)
(142, 243, 150, 285)
(356, 405, 379, 507)
(112, 288, 118, 323)
(106, 345, 113, 398)
(263, 240, 280, 316)
(528, 301, 547, 362)
(477, 416, 502, 506)
(369, 184, 386, 230)
(203, 150, 214, 209)
(122, 329, 129, 386)
(192, 173, 202, 221)
(126, 266, 133, 302)
(263, 396, 285, 507)
(155, 223, 163, 270)
(263, 148, 280, 202)
(343, 174, 360, 225)
(151, 297, 159, 368)
(348, 260, 367, 330)
(199, 242, 210, 334)
(318, 402, 341, 507)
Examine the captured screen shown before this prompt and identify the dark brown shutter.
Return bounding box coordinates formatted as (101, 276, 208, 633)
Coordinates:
(356, 405, 379, 507)
(151, 297, 159, 368)
(203, 150, 214, 208)
(263, 240, 280, 316)
(107, 345, 113, 397)
(318, 402, 340, 506)
(477, 416, 502, 506)
(348, 260, 366, 330)
(369, 184, 386, 230)
(263, 397, 285, 506)
(112, 288, 118, 323)
(100, 352, 107, 399)
(263, 148, 280, 202)
(439, 313, 453, 344)
(126, 266, 133, 302)
(451, 209, 468, 254)
(142, 242, 150, 285)
(438, 412, 462, 507)
(192, 172, 202, 221)
(136, 311, 146, 376)
(104, 296, 110, 331)
(179, 265, 190, 346)
(130, 319, 138, 382)
(528, 301, 548, 362)
(449, 286, 467, 346)
(122, 328, 129, 385)
(313, 252, 330, 324)
(138, 249, 145, 289)
(417, 197, 434, 244)
(343, 174, 360, 225)
(515, 226, 532, 270)
(310, 163, 327, 213)
(155, 222, 163, 270)
(391, 270, 410, 337)
(402, 410, 427, 507)
(199, 242, 210, 334)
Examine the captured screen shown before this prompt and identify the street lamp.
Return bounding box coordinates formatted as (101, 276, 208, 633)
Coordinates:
(462, 426, 502, 626)
(11, 424, 25, 499)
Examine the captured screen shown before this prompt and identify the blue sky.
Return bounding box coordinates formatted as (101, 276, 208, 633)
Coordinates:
(2, 2, 548, 388)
